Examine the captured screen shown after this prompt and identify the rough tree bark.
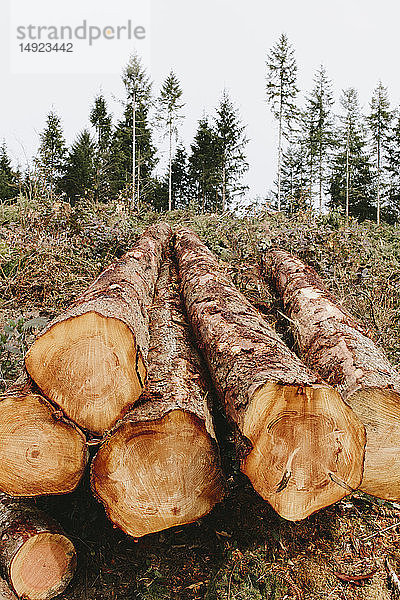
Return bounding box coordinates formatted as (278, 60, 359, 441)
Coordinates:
(92, 253, 225, 537)
(0, 493, 76, 600)
(174, 227, 365, 521)
(265, 249, 400, 500)
(0, 384, 87, 497)
(25, 222, 173, 435)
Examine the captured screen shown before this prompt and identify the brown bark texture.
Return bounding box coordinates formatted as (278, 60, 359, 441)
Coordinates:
(174, 227, 365, 520)
(25, 222, 173, 434)
(0, 493, 76, 600)
(91, 251, 225, 536)
(264, 248, 400, 499)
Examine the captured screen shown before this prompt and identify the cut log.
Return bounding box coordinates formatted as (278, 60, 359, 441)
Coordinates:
(25, 222, 173, 435)
(175, 227, 365, 521)
(0, 493, 76, 600)
(0, 387, 87, 497)
(265, 248, 400, 500)
(91, 254, 225, 537)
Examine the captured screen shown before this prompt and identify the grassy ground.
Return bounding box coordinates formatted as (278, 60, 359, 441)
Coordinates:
(1, 198, 400, 599)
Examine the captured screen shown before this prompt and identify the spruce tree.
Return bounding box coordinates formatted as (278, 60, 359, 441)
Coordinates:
(111, 55, 156, 210)
(61, 130, 96, 205)
(329, 88, 375, 220)
(0, 144, 19, 202)
(385, 113, 400, 222)
(189, 117, 221, 213)
(170, 143, 190, 209)
(35, 111, 67, 200)
(266, 33, 298, 211)
(367, 82, 393, 224)
(156, 71, 184, 211)
(280, 144, 309, 212)
(214, 90, 248, 211)
(305, 66, 336, 212)
(90, 95, 113, 202)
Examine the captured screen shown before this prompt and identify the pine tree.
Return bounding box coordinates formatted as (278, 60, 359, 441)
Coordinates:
(214, 90, 248, 211)
(280, 144, 309, 212)
(189, 117, 221, 213)
(266, 33, 298, 211)
(0, 143, 19, 202)
(305, 66, 336, 212)
(111, 54, 156, 210)
(157, 71, 184, 211)
(328, 88, 375, 220)
(367, 82, 393, 224)
(61, 130, 96, 205)
(386, 113, 400, 222)
(90, 95, 113, 202)
(35, 111, 67, 200)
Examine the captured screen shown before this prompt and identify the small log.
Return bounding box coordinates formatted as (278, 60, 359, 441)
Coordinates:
(0, 386, 87, 497)
(91, 254, 225, 537)
(25, 222, 173, 435)
(0, 493, 76, 600)
(265, 248, 400, 500)
(175, 227, 365, 521)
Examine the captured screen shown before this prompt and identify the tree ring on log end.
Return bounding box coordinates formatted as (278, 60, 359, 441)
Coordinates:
(241, 383, 365, 521)
(10, 533, 76, 600)
(25, 312, 147, 434)
(92, 410, 225, 538)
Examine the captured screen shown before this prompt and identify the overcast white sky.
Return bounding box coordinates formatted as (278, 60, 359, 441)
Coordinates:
(1, 0, 400, 199)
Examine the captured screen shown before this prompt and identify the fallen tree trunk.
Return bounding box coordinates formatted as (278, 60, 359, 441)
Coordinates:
(25, 222, 173, 435)
(0, 384, 87, 497)
(174, 227, 365, 521)
(92, 254, 225, 537)
(0, 493, 76, 600)
(265, 248, 400, 500)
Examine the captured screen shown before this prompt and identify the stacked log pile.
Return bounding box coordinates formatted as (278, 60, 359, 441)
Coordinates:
(2, 223, 400, 597)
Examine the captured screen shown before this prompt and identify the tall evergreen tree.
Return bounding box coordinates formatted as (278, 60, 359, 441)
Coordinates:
(266, 33, 298, 211)
(157, 71, 184, 211)
(214, 90, 248, 211)
(170, 143, 190, 209)
(61, 130, 96, 205)
(367, 82, 393, 224)
(189, 117, 221, 213)
(385, 112, 400, 222)
(0, 144, 19, 202)
(305, 66, 336, 212)
(90, 94, 113, 202)
(111, 55, 156, 209)
(329, 88, 375, 220)
(280, 143, 309, 212)
(35, 111, 67, 200)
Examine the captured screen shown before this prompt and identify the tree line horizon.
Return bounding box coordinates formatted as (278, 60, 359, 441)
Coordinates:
(1, 35, 399, 224)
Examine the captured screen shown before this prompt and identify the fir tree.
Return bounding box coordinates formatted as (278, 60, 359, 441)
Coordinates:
(385, 112, 400, 222)
(170, 143, 190, 208)
(35, 111, 67, 200)
(61, 130, 96, 205)
(329, 88, 375, 220)
(367, 82, 393, 224)
(0, 143, 19, 202)
(266, 33, 298, 211)
(214, 90, 248, 211)
(156, 71, 184, 211)
(111, 54, 156, 209)
(280, 144, 309, 212)
(189, 117, 221, 213)
(90, 95, 113, 202)
(305, 66, 336, 212)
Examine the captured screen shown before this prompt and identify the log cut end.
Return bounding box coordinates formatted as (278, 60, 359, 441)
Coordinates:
(241, 383, 366, 521)
(347, 387, 400, 500)
(25, 312, 147, 434)
(0, 394, 87, 496)
(92, 410, 225, 538)
(10, 533, 76, 600)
